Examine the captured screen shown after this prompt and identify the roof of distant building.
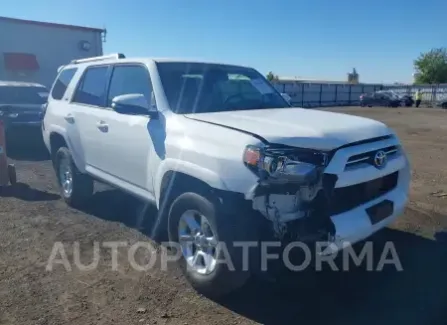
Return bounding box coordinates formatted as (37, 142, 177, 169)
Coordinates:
(278, 77, 353, 84)
(0, 16, 105, 33)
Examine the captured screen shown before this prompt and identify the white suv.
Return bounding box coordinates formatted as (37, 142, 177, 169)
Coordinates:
(43, 54, 410, 297)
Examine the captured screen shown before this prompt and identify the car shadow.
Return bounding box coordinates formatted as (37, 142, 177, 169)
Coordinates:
(7, 144, 50, 161)
(6, 131, 50, 162)
(76, 188, 447, 325)
(80, 186, 161, 238)
(0, 182, 60, 201)
(216, 228, 447, 325)
(435, 230, 447, 243)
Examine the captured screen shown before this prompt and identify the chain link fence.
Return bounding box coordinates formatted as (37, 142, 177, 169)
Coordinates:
(382, 84, 447, 107)
(272, 81, 447, 108)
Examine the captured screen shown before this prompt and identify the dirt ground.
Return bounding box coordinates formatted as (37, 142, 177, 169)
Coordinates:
(0, 107, 446, 325)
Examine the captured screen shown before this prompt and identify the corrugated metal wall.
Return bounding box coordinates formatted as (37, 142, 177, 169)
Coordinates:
(0, 19, 103, 87)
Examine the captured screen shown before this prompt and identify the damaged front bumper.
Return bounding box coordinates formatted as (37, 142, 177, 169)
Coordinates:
(243, 140, 411, 254)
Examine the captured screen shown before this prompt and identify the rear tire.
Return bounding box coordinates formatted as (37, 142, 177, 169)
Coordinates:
(7, 164, 16, 185)
(54, 147, 93, 208)
(168, 192, 253, 298)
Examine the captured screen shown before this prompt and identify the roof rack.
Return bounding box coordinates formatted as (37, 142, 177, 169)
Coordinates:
(70, 53, 125, 64)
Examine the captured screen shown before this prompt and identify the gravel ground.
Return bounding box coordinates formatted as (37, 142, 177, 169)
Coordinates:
(0, 107, 446, 325)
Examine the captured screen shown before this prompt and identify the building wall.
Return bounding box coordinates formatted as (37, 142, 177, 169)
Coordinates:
(0, 19, 103, 87)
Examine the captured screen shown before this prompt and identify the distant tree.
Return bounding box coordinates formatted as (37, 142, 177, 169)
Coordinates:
(266, 71, 279, 82)
(414, 48, 447, 84)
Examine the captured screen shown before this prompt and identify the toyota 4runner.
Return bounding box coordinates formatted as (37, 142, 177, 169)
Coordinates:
(42, 53, 410, 297)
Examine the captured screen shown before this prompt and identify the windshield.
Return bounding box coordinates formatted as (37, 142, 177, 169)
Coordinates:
(156, 62, 290, 114)
(0, 86, 48, 105)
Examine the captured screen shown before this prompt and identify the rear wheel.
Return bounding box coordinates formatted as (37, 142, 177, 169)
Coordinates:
(7, 164, 16, 185)
(55, 147, 93, 207)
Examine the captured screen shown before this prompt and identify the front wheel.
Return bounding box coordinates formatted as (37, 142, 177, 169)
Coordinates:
(54, 147, 93, 207)
(168, 192, 252, 298)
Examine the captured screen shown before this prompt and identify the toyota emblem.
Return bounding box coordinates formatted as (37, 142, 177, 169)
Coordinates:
(373, 150, 387, 169)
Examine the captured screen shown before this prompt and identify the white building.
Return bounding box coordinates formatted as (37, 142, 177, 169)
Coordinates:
(0, 16, 105, 87)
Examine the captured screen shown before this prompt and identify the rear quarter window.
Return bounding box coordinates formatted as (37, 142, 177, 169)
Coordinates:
(51, 68, 78, 100)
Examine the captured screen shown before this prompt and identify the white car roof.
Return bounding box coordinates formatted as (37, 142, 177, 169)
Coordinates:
(63, 56, 253, 70)
(0, 80, 47, 88)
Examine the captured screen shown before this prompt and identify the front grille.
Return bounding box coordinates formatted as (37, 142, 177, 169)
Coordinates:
(345, 145, 399, 169)
(329, 171, 398, 215)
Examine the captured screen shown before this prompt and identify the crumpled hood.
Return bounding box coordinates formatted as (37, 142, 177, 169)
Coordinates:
(186, 108, 392, 150)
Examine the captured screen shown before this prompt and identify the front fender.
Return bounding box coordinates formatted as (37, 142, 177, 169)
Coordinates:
(154, 158, 230, 208)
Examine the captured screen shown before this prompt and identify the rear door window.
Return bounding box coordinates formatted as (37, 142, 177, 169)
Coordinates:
(51, 68, 77, 100)
(73, 66, 109, 107)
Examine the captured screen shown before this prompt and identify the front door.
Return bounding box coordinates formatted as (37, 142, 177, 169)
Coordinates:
(98, 64, 157, 192)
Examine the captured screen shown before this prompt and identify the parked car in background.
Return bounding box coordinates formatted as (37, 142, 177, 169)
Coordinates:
(360, 90, 410, 107)
(397, 93, 414, 107)
(436, 99, 447, 109)
(0, 81, 48, 132)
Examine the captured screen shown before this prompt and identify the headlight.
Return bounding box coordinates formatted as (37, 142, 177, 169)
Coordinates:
(243, 145, 328, 183)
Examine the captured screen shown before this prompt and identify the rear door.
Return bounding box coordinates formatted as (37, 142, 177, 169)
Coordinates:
(69, 65, 111, 173)
(44, 68, 80, 159)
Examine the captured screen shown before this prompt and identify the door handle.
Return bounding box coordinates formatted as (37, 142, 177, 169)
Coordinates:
(64, 114, 75, 123)
(96, 121, 109, 132)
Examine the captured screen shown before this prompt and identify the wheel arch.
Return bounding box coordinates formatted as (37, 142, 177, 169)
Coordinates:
(157, 169, 224, 216)
(49, 132, 67, 164)
(49, 131, 84, 172)
(154, 159, 229, 209)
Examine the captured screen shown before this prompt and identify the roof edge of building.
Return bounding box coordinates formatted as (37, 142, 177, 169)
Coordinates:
(0, 16, 105, 33)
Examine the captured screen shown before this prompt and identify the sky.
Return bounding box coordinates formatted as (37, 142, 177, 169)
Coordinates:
(1, 0, 446, 83)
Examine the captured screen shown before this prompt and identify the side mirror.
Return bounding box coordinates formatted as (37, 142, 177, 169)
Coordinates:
(280, 93, 292, 104)
(111, 94, 158, 117)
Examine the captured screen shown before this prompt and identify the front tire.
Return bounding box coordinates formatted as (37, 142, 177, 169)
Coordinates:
(168, 192, 252, 298)
(54, 147, 93, 207)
